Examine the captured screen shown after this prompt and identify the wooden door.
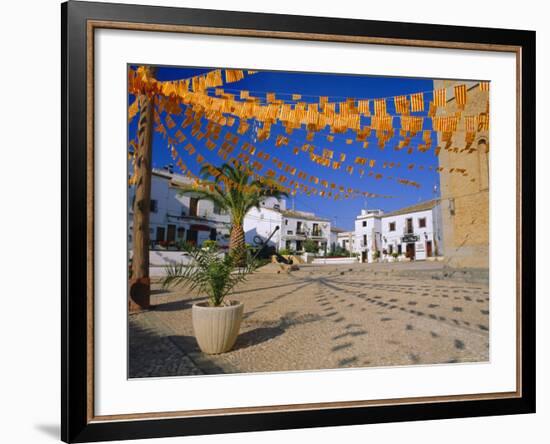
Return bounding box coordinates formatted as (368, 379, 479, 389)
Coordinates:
(186, 229, 198, 245)
(156, 226, 165, 242)
(167, 224, 176, 242)
(426, 241, 433, 257)
(406, 243, 415, 259)
(189, 198, 198, 216)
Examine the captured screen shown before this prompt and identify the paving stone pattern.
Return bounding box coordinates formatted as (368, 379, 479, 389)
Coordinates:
(129, 263, 489, 378)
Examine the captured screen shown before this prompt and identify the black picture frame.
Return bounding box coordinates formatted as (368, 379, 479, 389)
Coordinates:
(62, 1, 536, 442)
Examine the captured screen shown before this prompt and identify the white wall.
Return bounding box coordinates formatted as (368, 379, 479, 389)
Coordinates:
(337, 232, 355, 251)
(381, 208, 439, 260)
(354, 215, 383, 260)
(243, 207, 282, 248)
(128, 172, 231, 247)
(1, 1, 547, 444)
(353, 206, 444, 261)
(281, 217, 330, 251)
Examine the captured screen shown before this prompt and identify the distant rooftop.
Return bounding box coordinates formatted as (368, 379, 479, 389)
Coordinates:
(357, 208, 384, 218)
(336, 230, 354, 236)
(330, 226, 347, 233)
(281, 209, 330, 222)
(383, 199, 440, 218)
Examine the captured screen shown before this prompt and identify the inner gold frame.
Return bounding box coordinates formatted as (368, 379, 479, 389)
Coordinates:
(86, 20, 523, 423)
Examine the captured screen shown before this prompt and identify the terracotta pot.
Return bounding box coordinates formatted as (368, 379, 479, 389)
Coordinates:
(192, 301, 244, 354)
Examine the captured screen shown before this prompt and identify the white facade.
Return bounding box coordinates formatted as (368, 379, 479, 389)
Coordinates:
(128, 169, 231, 249)
(353, 200, 444, 263)
(129, 168, 330, 253)
(329, 227, 345, 251)
(243, 200, 331, 254)
(354, 209, 384, 263)
(336, 231, 355, 252)
(243, 205, 282, 249)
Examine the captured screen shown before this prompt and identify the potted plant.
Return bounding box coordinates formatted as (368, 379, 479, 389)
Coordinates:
(391, 252, 399, 262)
(162, 246, 257, 354)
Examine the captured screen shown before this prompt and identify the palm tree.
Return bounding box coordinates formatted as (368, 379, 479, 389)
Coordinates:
(178, 163, 288, 262)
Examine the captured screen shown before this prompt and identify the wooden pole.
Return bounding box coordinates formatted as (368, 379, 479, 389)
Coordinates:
(129, 67, 156, 313)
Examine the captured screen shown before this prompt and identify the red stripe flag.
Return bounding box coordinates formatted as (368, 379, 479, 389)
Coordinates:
(374, 98, 387, 116)
(394, 95, 409, 115)
(357, 100, 370, 116)
(465, 115, 476, 133)
(433, 88, 447, 107)
(454, 84, 467, 109)
(410, 92, 424, 112)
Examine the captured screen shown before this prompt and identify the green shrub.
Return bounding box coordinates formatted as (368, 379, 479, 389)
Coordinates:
(176, 239, 193, 251)
(329, 245, 350, 257)
(303, 239, 319, 254)
(279, 248, 295, 256)
(202, 240, 218, 251)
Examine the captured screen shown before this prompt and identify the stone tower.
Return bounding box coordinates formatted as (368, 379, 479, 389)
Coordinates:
(434, 80, 490, 269)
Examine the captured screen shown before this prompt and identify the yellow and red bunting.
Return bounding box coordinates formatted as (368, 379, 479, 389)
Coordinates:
(357, 100, 370, 116)
(394, 95, 409, 115)
(454, 84, 467, 109)
(477, 113, 489, 131)
(224, 69, 245, 83)
(410, 92, 424, 112)
(373, 98, 387, 116)
(131, 66, 487, 143)
(433, 88, 447, 107)
(155, 104, 471, 197)
(128, 98, 139, 122)
(464, 115, 476, 133)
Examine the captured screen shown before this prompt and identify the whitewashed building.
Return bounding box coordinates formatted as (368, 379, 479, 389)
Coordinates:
(128, 168, 330, 254)
(354, 209, 384, 262)
(128, 168, 231, 249)
(353, 200, 444, 262)
(244, 199, 331, 253)
(336, 231, 355, 252)
(329, 226, 346, 252)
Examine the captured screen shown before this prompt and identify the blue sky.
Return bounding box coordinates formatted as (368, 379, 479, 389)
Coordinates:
(129, 66, 440, 231)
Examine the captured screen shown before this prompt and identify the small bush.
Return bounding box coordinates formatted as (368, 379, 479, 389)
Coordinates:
(303, 239, 319, 254)
(329, 245, 350, 257)
(202, 240, 218, 251)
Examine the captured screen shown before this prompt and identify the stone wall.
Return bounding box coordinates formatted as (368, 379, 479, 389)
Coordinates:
(434, 80, 490, 269)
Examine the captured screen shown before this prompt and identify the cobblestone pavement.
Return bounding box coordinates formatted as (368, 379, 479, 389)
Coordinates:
(129, 262, 489, 378)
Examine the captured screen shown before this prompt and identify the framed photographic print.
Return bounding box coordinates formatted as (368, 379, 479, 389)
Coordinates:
(61, 1, 536, 442)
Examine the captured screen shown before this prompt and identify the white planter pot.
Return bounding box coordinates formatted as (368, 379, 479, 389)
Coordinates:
(192, 301, 244, 354)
